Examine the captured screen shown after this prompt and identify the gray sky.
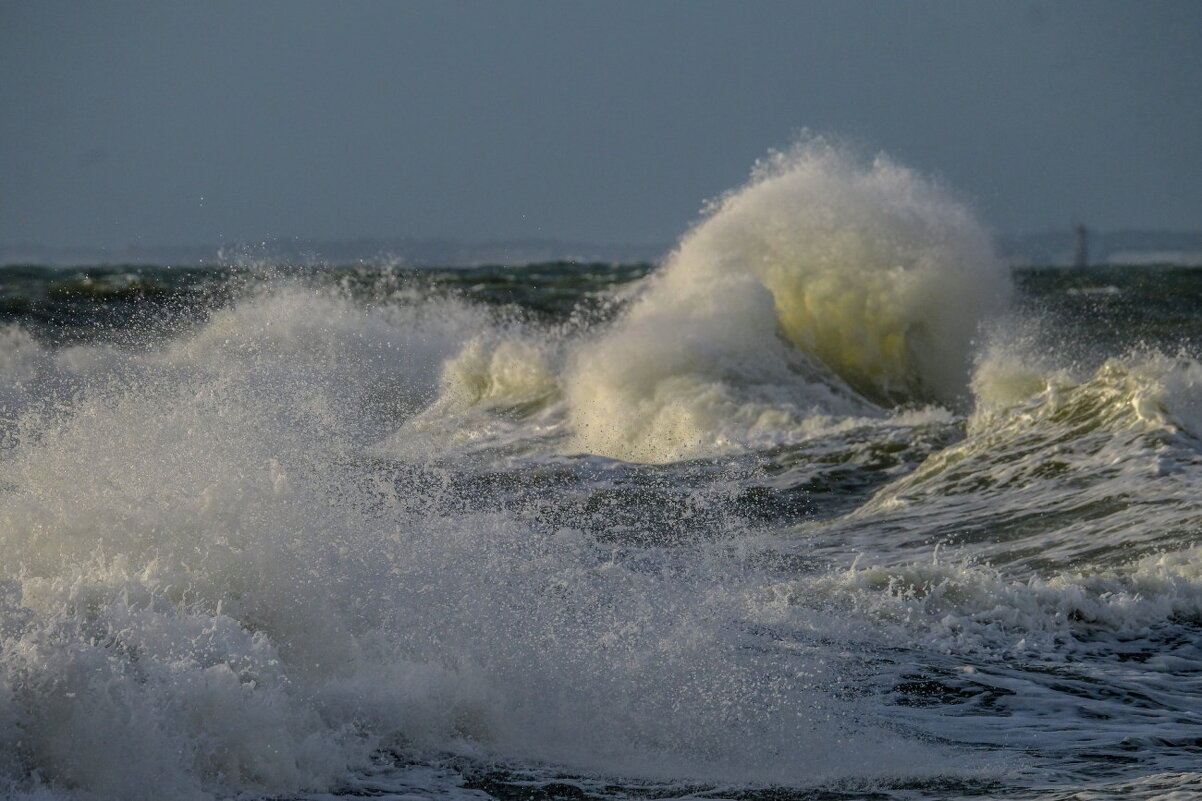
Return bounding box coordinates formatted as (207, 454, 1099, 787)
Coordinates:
(2, 0, 1200, 250)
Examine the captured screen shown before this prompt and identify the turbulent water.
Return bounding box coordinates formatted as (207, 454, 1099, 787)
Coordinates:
(1, 145, 1200, 801)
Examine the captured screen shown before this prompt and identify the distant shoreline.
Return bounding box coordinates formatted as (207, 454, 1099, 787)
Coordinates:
(3, 230, 1202, 269)
(0, 238, 670, 270)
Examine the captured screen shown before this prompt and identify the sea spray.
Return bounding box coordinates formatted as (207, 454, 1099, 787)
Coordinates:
(0, 279, 944, 800)
(2, 159, 1201, 801)
(567, 141, 1010, 462)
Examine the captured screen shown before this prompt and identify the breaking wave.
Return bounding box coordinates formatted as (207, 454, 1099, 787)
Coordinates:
(567, 141, 1010, 461)
(1, 143, 1199, 801)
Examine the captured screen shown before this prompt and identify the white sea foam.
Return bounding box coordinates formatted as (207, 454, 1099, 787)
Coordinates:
(566, 141, 1009, 462)
(809, 546, 1202, 655)
(806, 348, 1202, 575)
(368, 142, 1009, 464)
(0, 284, 955, 801)
(377, 329, 568, 459)
(3, 153, 1198, 801)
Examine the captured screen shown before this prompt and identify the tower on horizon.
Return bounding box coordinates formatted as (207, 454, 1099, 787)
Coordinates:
(1073, 224, 1089, 267)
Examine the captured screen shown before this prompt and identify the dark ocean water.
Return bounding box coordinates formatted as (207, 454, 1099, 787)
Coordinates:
(1, 148, 1200, 801)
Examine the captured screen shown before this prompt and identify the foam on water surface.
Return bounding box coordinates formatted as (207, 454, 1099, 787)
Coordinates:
(565, 142, 1009, 462)
(0, 294, 953, 800)
(1, 146, 1200, 801)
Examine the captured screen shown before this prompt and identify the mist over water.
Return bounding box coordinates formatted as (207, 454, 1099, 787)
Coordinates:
(1, 145, 1201, 801)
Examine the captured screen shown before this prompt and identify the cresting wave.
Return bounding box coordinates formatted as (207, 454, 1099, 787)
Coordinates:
(393, 143, 1012, 463)
(817, 350, 1202, 571)
(563, 142, 1010, 461)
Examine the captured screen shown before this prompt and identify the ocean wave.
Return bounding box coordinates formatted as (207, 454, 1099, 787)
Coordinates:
(565, 141, 1009, 462)
(0, 280, 948, 800)
(2, 148, 1199, 801)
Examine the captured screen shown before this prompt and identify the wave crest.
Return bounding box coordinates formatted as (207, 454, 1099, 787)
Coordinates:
(568, 142, 1009, 461)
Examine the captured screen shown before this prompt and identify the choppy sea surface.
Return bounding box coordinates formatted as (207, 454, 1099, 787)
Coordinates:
(2, 147, 1200, 801)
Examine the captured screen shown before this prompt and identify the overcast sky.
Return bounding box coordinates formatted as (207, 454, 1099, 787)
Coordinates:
(2, 0, 1200, 250)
